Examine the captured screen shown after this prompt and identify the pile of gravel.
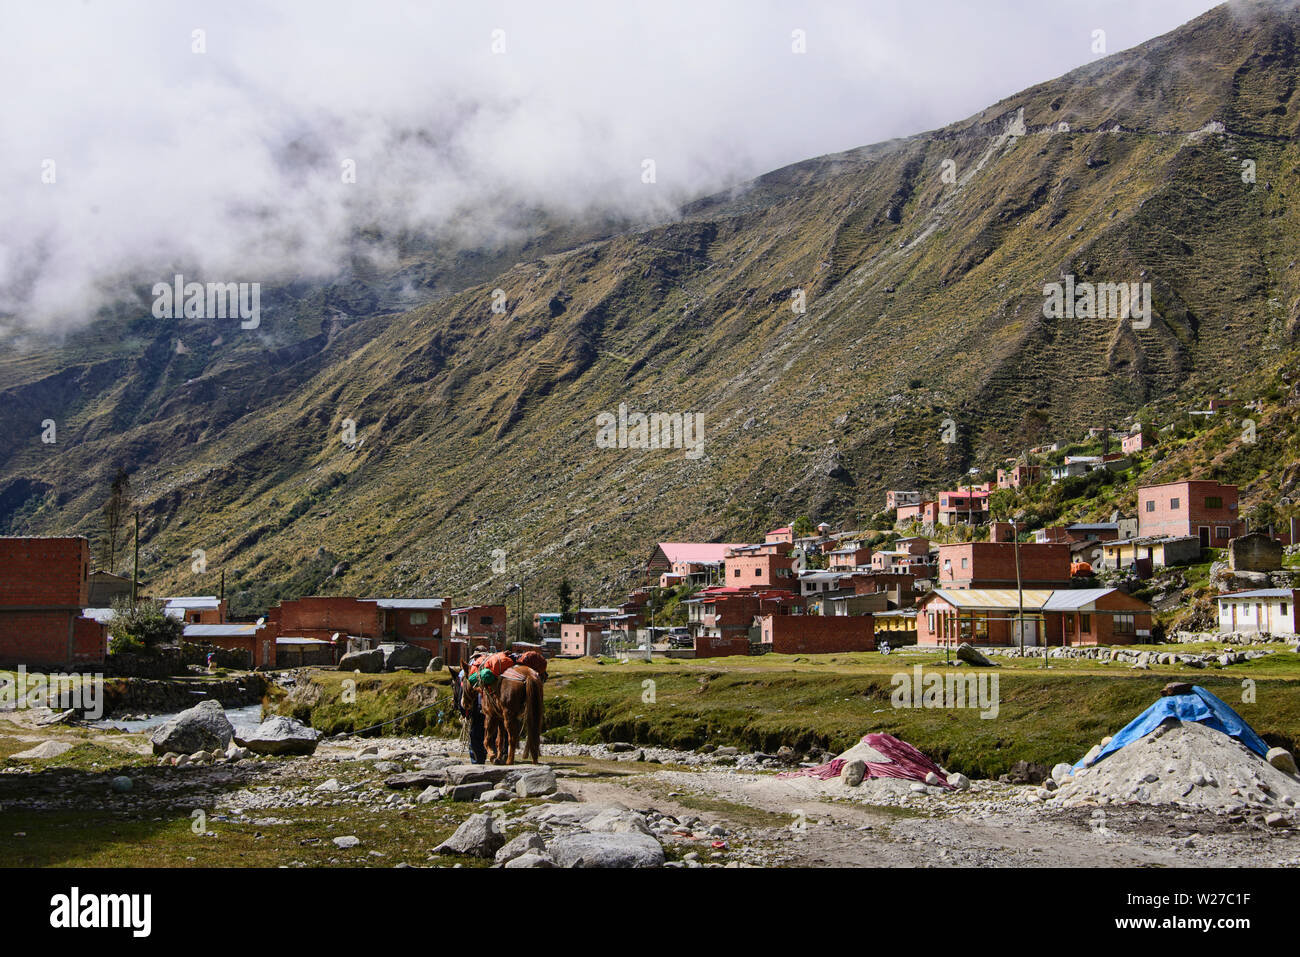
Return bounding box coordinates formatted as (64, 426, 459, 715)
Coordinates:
(1053, 720, 1300, 811)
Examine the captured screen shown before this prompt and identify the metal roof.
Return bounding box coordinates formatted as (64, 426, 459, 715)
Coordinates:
(184, 623, 259, 637)
(367, 598, 445, 609)
(929, 588, 1055, 610)
(276, 636, 331, 645)
(1216, 589, 1294, 601)
(1042, 588, 1117, 611)
(164, 596, 221, 609)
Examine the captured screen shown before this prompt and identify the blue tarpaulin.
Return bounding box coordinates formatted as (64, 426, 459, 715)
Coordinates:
(1074, 685, 1270, 771)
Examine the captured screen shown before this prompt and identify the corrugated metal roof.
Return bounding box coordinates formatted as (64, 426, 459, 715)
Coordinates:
(164, 596, 221, 608)
(1042, 588, 1117, 611)
(368, 598, 445, 609)
(1216, 589, 1293, 601)
(277, 636, 331, 645)
(656, 542, 749, 564)
(930, 588, 1054, 610)
(184, 623, 259, 637)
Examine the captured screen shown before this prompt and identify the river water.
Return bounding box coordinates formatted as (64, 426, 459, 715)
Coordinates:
(92, 703, 265, 736)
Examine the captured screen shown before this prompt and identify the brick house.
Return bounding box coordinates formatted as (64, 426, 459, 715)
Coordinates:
(163, 596, 226, 625)
(647, 542, 747, 587)
(757, 613, 874, 654)
(1121, 430, 1152, 454)
(724, 548, 798, 591)
(935, 541, 1072, 590)
(1137, 480, 1243, 547)
(764, 526, 793, 545)
(686, 588, 804, 657)
(0, 536, 107, 669)
(886, 491, 922, 511)
(182, 622, 270, 668)
(450, 605, 508, 652)
(916, 588, 1151, 647)
(827, 544, 872, 570)
(268, 595, 451, 664)
(937, 490, 990, 526)
(560, 621, 606, 656)
(895, 500, 939, 525)
(996, 465, 1041, 489)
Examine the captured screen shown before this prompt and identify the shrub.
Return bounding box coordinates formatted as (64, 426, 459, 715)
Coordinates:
(108, 596, 183, 651)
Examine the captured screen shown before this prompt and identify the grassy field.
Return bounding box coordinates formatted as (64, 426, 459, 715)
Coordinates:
(274, 645, 1300, 780)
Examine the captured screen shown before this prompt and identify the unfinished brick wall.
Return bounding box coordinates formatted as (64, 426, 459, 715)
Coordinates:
(0, 537, 90, 608)
(760, 614, 874, 654)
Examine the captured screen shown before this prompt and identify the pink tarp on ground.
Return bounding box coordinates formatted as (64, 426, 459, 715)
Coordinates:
(777, 733, 953, 788)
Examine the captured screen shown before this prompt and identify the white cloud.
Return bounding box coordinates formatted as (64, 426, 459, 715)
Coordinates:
(0, 0, 1221, 334)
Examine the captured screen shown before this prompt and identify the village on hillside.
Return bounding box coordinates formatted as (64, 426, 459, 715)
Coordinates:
(4, 404, 1297, 676)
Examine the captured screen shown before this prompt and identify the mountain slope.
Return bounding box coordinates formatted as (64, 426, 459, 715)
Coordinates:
(3, 0, 1300, 613)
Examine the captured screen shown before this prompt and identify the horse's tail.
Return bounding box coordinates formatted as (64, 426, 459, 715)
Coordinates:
(525, 671, 543, 763)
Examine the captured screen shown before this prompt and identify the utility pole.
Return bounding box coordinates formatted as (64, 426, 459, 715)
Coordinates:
(1011, 517, 1025, 657)
(131, 512, 140, 605)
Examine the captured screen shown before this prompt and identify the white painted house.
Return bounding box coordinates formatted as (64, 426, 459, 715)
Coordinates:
(1216, 588, 1299, 636)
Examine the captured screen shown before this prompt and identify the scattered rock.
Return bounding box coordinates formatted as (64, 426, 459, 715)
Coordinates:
(150, 700, 234, 756)
(434, 813, 504, 858)
(494, 832, 546, 865)
(548, 832, 665, 868)
(1267, 747, 1298, 776)
(238, 716, 322, 756)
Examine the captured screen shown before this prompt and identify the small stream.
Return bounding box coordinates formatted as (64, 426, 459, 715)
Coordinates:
(91, 703, 266, 735)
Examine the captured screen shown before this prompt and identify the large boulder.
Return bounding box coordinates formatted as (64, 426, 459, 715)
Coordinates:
(434, 813, 503, 858)
(237, 715, 321, 756)
(150, 699, 234, 756)
(548, 832, 665, 868)
(338, 649, 384, 673)
(379, 642, 432, 672)
(955, 643, 995, 667)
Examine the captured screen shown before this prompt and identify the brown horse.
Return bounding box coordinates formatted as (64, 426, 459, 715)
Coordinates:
(479, 664, 543, 764)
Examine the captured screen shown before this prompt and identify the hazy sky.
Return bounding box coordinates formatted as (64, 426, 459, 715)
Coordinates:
(0, 0, 1223, 334)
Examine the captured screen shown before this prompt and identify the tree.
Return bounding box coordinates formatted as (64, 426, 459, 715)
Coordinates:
(791, 516, 815, 539)
(99, 468, 132, 573)
(108, 596, 182, 653)
(557, 578, 574, 623)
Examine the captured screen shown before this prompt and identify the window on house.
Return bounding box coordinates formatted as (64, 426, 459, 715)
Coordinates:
(1170, 498, 1180, 509)
(1145, 500, 1155, 512)
(409, 612, 428, 625)
(1205, 496, 1223, 509)
(1080, 614, 1092, 633)
(732, 568, 740, 577)
(1216, 527, 1230, 540)
(1282, 603, 1289, 617)
(479, 616, 493, 626)
(928, 613, 935, 632)
(1114, 613, 1135, 634)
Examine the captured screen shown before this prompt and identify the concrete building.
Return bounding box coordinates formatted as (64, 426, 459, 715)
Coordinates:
(1216, 589, 1298, 636)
